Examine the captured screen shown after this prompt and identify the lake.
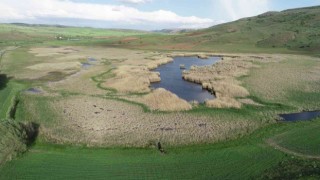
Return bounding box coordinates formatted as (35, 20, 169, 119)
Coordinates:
(151, 56, 220, 103)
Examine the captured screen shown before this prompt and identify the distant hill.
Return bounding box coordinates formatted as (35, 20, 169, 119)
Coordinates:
(152, 28, 193, 34)
(171, 5, 320, 53)
(0, 23, 148, 46)
(1, 5, 320, 55)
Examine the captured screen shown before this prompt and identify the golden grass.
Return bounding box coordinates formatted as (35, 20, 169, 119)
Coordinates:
(139, 88, 192, 111)
(206, 97, 242, 108)
(27, 62, 82, 71)
(146, 56, 173, 70)
(148, 72, 161, 82)
(102, 55, 172, 93)
(206, 81, 249, 98)
(29, 47, 79, 57)
(102, 65, 157, 93)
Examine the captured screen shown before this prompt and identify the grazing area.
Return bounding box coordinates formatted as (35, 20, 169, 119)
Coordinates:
(0, 4, 320, 180)
(268, 119, 320, 158)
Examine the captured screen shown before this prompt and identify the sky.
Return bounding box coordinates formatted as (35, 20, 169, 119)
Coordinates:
(0, 0, 319, 30)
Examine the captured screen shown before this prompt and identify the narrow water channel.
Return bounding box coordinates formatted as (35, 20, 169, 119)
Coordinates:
(280, 111, 320, 122)
(151, 56, 220, 103)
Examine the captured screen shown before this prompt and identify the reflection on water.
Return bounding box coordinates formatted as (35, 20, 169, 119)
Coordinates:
(151, 56, 220, 103)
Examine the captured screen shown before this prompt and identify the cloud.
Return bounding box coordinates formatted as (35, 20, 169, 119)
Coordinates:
(0, 0, 216, 29)
(216, 0, 270, 21)
(119, 0, 152, 4)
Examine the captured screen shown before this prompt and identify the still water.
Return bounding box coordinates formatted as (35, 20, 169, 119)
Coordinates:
(151, 56, 220, 103)
(280, 111, 320, 122)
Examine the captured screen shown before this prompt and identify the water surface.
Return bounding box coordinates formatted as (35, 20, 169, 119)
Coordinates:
(280, 111, 320, 122)
(151, 56, 220, 103)
(25, 88, 42, 94)
(82, 57, 96, 69)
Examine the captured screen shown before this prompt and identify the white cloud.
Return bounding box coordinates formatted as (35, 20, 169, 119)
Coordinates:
(0, 0, 216, 29)
(216, 0, 270, 21)
(119, 0, 152, 4)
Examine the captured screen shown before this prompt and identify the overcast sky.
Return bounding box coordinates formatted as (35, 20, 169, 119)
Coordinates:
(0, 0, 319, 30)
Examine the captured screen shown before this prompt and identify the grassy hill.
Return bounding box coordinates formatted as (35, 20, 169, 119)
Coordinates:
(194, 5, 320, 52)
(0, 23, 148, 47)
(104, 6, 320, 55)
(1, 6, 319, 55)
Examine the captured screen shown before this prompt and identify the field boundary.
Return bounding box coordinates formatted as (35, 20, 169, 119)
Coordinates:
(266, 139, 320, 160)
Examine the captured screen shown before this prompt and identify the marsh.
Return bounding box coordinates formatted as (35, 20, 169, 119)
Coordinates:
(151, 56, 220, 103)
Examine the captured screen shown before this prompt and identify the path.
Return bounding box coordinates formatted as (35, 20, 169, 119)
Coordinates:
(267, 139, 320, 160)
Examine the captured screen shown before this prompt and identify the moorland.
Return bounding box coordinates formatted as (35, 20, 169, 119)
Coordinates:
(0, 6, 320, 179)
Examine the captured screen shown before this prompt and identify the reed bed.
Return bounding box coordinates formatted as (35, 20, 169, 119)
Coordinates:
(136, 88, 192, 111)
(41, 95, 261, 147)
(182, 56, 274, 108)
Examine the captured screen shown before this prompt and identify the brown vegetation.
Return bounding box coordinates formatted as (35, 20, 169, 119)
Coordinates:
(102, 65, 161, 93)
(29, 47, 79, 56)
(243, 54, 320, 110)
(182, 55, 275, 108)
(134, 88, 192, 111)
(44, 95, 260, 147)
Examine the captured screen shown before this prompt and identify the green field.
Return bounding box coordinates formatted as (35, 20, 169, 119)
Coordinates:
(1, 119, 320, 179)
(271, 120, 320, 157)
(0, 5, 320, 180)
(0, 125, 286, 179)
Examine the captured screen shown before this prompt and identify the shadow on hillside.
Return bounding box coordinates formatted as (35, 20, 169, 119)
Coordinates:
(0, 74, 11, 91)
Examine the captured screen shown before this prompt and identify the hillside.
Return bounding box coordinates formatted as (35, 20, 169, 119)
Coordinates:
(1, 6, 319, 55)
(191, 5, 320, 52)
(106, 6, 320, 54)
(0, 23, 148, 46)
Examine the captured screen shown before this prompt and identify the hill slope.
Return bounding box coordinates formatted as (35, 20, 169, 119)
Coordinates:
(0, 6, 319, 55)
(110, 5, 320, 54)
(192, 5, 320, 52)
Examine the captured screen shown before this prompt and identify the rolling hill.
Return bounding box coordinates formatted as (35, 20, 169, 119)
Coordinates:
(0, 5, 319, 55)
(191, 5, 320, 52)
(108, 5, 320, 54)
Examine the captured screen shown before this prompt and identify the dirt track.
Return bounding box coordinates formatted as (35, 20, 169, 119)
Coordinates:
(267, 139, 320, 160)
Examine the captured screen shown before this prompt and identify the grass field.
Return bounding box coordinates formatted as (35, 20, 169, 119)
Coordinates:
(270, 119, 320, 157)
(243, 55, 320, 111)
(0, 24, 148, 47)
(0, 126, 286, 179)
(1, 119, 320, 179)
(0, 81, 26, 119)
